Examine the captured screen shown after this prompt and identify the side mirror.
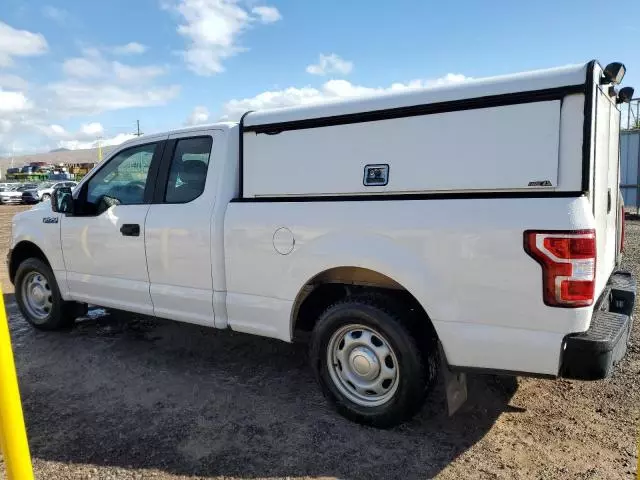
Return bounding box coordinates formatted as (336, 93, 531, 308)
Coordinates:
(51, 187, 74, 214)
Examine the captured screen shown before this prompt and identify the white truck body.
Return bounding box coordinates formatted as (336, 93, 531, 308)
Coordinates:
(9, 60, 636, 425)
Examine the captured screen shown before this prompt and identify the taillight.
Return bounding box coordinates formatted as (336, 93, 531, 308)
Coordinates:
(524, 230, 596, 308)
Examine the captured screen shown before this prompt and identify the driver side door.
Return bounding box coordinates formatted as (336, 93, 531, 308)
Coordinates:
(61, 140, 165, 315)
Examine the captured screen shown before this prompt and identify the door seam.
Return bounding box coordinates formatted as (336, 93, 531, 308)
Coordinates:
(142, 205, 155, 313)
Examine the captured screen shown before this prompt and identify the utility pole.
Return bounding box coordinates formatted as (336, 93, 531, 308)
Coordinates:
(135, 120, 143, 137)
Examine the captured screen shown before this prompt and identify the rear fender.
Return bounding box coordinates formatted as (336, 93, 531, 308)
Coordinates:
(286, 232, 441, 338)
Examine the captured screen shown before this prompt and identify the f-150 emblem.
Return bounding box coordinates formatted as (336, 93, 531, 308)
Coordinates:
(42, 217, 59, 224)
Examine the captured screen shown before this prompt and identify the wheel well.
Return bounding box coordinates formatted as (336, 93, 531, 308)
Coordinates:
(9, 242, 50, 284)
(292, 267, 436, 340)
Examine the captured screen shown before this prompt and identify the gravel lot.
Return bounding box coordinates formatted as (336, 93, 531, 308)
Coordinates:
(0, 204, 637, 479)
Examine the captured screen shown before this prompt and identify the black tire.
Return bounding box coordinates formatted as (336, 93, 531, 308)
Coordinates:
(41, 193, 51, 202)
(15, 258, 80, 330)
(310, 293, 437, 428)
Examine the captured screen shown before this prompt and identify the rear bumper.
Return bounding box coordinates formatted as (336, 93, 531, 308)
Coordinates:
(560, 270, 636, 380)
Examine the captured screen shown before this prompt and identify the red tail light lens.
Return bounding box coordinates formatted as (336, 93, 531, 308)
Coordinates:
(524, 230, 596, 307)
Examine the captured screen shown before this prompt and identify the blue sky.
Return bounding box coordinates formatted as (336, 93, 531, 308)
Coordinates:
(1, 0, 639, 155)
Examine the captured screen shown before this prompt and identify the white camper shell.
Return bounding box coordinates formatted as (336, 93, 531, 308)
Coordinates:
(242, 64, 589, 197)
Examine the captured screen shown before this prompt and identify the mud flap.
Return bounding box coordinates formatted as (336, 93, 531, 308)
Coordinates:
(438, 342, 467, 415)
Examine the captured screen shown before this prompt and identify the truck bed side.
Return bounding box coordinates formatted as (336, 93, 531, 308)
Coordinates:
(224, 196, 596, 375)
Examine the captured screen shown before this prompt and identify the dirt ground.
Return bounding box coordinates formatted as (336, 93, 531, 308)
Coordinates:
(0, 204, 637, 480)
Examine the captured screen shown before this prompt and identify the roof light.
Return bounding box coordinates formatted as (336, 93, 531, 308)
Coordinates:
(617, 86, 634, 104)
(602, 62, 626, 85)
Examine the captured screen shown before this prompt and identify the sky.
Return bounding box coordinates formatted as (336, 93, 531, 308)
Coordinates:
(1, 0, 639, 155)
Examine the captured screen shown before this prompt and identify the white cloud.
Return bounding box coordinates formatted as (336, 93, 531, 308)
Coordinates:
(0, 21, 48, 67)
(34, 122, 135, 151)
(0, 89, 31, 112)
(112, 62, 166, 82)
(0, 74, 28, 90)
(81, 47, 101, 58)
(57, 133, 137, 151)
(38, 122, 102, 141)
(0, 119, 12, 134)
(251, 6, 281, 24)
(186, 105, 210, 125)
(63, 51, 166, 81)
(306, 53, 353, 76)
(221, 74, 470, 120)
(111, 42, 148, 55)
(49, 124, 66, 136)
(79, 122, 105, 138)
(166, 0, 281, 76)
(424, 73, 468, 87)
(63, 57, 103, 78)
(0, 44, 178, 152)
(48, 82, 181, 115)
(42, 6, 68, 23)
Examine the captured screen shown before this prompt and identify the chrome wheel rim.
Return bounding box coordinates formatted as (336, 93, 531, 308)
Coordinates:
(327, 324, 400, 407)
(21, 271, 53, 323)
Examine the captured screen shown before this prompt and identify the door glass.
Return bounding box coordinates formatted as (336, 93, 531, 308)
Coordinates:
(86, 143, 157, 213)
(164, 137, 212, 203)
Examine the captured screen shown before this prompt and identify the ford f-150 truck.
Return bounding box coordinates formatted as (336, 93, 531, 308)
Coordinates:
(8, 60, 636, 427)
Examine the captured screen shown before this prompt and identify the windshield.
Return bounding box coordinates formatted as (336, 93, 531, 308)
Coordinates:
(16, 185, 37, 192)
(38, 182, 54, 189)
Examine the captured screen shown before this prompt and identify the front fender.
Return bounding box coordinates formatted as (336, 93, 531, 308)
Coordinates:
(10, 207, 66, 293)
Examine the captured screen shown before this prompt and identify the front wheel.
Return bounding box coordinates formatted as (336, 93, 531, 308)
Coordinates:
(15, 258, 80, 330)
(310, 293, 437, 428)
(40, 193, 51, 202)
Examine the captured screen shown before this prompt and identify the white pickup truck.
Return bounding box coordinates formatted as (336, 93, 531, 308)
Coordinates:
(8, 60, 636, 427)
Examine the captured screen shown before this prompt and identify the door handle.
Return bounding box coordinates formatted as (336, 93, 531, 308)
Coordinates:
(120, 224, 140, 237)
(607, 188, 612, 213)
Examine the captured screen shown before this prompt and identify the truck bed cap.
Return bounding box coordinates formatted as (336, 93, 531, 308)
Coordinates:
(243, 63, 590, 129)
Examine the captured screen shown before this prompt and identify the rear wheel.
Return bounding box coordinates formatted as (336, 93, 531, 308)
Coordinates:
(310, 293, 437, 428)
(41, 193, 51, 202)
(15, 258, 80, 330)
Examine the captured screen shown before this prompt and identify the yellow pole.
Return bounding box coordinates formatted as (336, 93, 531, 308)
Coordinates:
(97, 137, 103, 162)
(0, 289, 34, 480)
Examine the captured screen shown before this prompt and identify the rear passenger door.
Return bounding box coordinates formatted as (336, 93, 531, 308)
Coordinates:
(144, 131, 216, 325)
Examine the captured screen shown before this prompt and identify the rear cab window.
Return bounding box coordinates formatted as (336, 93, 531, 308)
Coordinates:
(164, 137, 213, 204)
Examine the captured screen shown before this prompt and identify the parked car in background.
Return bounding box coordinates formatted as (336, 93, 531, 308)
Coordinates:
(0, 183, 19, 192)
(0, 184, 38, 204)
(21, 181, 78, 204)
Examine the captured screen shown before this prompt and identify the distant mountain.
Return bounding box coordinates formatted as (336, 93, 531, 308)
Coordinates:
(49, 147, 71, 153)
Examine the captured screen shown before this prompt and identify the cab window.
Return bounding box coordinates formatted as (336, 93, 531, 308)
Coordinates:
(85, 143, 157, 213)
